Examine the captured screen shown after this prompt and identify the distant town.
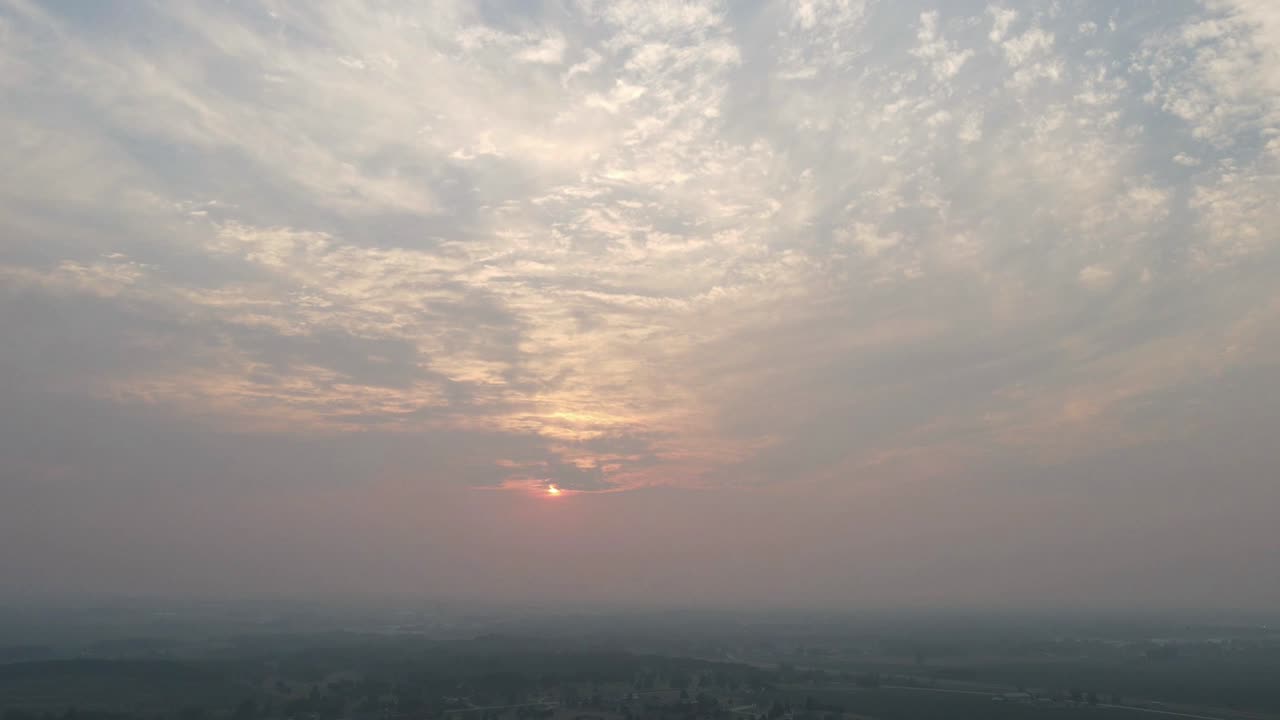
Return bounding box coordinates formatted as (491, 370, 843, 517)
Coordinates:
(2, 606, 1278, 720)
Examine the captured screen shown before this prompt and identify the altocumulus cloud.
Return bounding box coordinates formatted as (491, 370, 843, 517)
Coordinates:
(2, 0, 1279, 507)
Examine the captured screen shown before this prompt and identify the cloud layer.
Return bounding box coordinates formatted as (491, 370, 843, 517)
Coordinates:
(2, 0, 1279, 607)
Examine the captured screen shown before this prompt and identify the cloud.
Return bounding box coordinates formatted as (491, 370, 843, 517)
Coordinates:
(912, 11, 974, 79)
(1, 0, 1278, 508)
(988, 6, 1018, 43)
(1077, 264, 1114, 289)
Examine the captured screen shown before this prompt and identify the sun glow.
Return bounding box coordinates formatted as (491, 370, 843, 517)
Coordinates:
(546, 484, 563, 496)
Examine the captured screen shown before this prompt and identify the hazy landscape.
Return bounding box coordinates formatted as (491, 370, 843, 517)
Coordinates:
(2, 1, 1278, 719)
(2, 605, 1280, 720)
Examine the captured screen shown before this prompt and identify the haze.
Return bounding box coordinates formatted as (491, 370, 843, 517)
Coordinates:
(2, 0, 1278, 611)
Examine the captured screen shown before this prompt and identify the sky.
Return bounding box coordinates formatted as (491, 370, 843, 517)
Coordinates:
(2, 0, 1279, 611)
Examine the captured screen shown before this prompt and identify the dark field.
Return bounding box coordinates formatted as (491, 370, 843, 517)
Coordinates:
(780, 687, 1165, 720)
(0, 660, 242, 714)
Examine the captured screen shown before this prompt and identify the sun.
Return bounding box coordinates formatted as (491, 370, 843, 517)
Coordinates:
(545, 484, 563, 496)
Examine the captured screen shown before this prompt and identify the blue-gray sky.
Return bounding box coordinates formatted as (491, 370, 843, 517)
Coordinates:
(2, 0, 1278, 609)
